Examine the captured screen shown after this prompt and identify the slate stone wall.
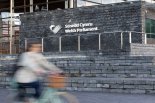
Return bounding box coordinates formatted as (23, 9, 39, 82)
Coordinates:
(130, 43, 155, 56)
(19, 1, 145, 52)
(1, 51, 155, 94)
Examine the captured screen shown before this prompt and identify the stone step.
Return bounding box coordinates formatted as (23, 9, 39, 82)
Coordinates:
(62, 65, 155, 78)
(1, 54, 154, 66)
(64, 70, 155, 78)
(64, 77, 155, 94)
(62, 65, 155, 70)
(1, 63, 155, 79)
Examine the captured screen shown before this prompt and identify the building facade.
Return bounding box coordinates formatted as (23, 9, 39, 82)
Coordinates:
(0, 0, 155, 54)
(1, 0, 155, 93)
(19, 1, 155, 52)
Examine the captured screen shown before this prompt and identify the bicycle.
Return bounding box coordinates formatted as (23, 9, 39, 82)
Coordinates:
(27, 87, 79, 103)
(9, 73, 79, 103)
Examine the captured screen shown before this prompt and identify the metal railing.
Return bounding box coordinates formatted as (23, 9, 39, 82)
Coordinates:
(0, 41, 19, 54)
(24, 31, 155, 53)
(2, 31, 155, 54)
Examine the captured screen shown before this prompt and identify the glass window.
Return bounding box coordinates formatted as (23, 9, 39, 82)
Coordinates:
(145, 19, 155, 38)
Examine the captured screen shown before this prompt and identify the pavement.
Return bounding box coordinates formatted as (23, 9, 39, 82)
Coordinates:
(1, 89, 155, 103)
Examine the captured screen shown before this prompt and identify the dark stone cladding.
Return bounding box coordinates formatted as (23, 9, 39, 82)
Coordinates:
(19, 1, 145, 52)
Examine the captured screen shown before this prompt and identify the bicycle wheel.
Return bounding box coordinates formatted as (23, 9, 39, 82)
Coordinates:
(51, 92, 79, 103)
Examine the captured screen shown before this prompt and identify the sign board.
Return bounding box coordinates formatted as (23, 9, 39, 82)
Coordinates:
(50, 23, 98, 34)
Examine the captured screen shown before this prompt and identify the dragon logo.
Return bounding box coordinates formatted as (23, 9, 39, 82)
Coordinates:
(49, 25, 62, 34)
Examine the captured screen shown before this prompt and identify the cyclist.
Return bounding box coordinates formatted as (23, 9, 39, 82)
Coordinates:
(14, 41, 62, 102)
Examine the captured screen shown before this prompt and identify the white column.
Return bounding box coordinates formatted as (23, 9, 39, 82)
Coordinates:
(46, 0, 49, 10)
(25, 38, 27, 51)
(42, 38, 44, 52)
(10, 0, 14, 54)
(74, 0, 77, 8)
(78, 35, 81, 51)
(65, 0, 69, 9)
(121, 32, 123, 49)
(0, 15, 2, 37)
(99, 34, 101, 50)
(30, 0, 33, 12)
(129, 32, 132, 43)
(144, 33, 147, 44)
(59, 37, 62, 52)
(70, 0, 74, 8)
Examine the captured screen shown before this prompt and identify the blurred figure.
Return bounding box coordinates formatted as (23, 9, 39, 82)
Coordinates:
(14, 41, 62, 102)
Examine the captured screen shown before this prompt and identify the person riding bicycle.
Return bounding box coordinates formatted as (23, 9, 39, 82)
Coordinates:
(14, 41, 62, 102)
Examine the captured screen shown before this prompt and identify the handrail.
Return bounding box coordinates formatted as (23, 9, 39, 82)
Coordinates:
(24, 31, 155, 39)
(4, 30, 155, 54)
(24, 31, 155, 52)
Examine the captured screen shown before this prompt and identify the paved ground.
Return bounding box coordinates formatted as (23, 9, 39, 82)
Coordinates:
(1, 89, 155, 103)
